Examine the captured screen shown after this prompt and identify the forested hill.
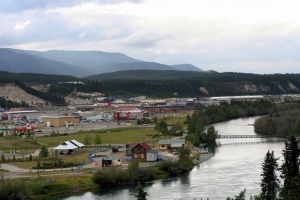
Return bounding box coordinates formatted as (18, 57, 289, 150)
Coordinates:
(1, 70, 300, 101)
(84, 70, 208, 80)
(50, 73, 300, 98)
(0, 71, 80, 84)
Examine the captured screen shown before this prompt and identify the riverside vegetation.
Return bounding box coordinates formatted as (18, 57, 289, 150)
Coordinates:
(254, 102, 300, 136)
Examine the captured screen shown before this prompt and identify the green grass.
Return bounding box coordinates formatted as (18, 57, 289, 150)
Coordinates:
(37, 127, 155, 147)
(0, 127, 155, 153)
(0, 136, 40, 153)
(156, 113, 188, 126)
(1, 126, 180, 171)
(18, 174, 97, 199)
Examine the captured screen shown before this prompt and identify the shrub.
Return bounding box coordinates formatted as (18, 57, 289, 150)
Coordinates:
(159, 159, 193, 177)
(0, 179, 28, 200)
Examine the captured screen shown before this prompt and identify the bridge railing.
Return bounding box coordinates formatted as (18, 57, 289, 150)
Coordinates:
(218, 135, 272, 139)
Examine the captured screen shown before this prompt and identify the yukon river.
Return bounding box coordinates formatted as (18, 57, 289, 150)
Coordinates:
(58, 117, 285, 200)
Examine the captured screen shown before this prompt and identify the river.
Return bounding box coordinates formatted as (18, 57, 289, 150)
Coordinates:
(59, 117, 285, 200)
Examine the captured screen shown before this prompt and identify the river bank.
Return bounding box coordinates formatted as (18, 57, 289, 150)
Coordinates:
(199, 153, 214, 163)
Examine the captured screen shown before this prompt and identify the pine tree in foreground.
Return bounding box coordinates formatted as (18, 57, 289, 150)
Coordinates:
(280, 135, 300, 199)
(135, 183, 148, 200)
(260, 150, 280, 200)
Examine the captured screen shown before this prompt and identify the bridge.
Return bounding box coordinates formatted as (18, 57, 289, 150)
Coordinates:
(216, 139, 286, 147)
(217, 135, 272, 139)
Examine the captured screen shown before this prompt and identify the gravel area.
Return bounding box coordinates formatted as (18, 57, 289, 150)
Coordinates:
(198, 153, 214, 164)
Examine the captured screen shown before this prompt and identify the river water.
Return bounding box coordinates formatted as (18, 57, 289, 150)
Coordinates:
(60, 117, 285, 200)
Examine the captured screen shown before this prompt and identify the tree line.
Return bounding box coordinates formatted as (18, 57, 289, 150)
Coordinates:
(254, 102, 300, 136)
(48, 72, 300, 98)
(186, 100, 275, 146)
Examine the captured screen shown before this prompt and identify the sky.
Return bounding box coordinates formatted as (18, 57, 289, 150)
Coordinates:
(0, 0, 300, 74)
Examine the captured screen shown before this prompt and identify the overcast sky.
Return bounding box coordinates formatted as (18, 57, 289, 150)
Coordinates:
(1, 0, 299, 74)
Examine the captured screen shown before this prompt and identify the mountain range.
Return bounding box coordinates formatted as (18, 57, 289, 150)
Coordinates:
(0, 48, 203, 77)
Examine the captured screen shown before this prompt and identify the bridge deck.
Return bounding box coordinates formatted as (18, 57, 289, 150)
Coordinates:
(218, 135, 269, 139)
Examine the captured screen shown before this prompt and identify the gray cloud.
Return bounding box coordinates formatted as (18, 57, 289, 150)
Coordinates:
(125, 37, 161, 48)
(1, 0, 300, 74)
(0, 0, 143, 13)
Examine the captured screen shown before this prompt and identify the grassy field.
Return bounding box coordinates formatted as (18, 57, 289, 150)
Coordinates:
(0, 127, 155, 153)
(156, 112, 189, 126)
(19, 173, 98, 199)
(1, 126, 179, 169)
(37, 126, 156, 147)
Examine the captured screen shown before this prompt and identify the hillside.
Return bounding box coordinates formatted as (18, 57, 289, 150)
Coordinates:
(0, 48, 91, 77)
(0, 72, 299, 107)
(0, 70, 80, 84)
(0, 48, 203, 77)
(84, 70, 205, 80)
(51, 73, 300, 97)
(0, 83, 47, 107)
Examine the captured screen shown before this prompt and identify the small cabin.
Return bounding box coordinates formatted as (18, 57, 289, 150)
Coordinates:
(102, 155, 121, 167)
(158, 139, 186, 151)
(146, 149, 158, 162)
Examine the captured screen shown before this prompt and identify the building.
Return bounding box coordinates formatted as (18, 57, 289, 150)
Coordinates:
(43, 116, 80, 127)
(158, 139, 186, 151)
(139, 105, 184, 114)
(102, 155, 121, 167)
(3, 110, 41, 121)
(74, 104, 113, 114)
(54, 140, 85, 155)
(126, 142, 152, 161)
(146, 149, 158, 162)
(114, 106, 144, 121)
(0, 127, 14, 136)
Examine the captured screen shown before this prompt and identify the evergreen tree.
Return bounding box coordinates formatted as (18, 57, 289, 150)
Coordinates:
(29, 154, 32, 161)
(280, 135, 300, 199)
(154, 120, 168, 136)
(179, 146, 190, 161)
(226, 189, 246, 200)
(135, 183, 148, 200)
(1, 154, 6, 163)
(260, 151, 280, 200)
(84, 133, 91, 145)
(39, 145, 49, 158)
(95, 134, 102, 146)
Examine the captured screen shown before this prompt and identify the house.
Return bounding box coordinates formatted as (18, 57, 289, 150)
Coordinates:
(126, 142, 152, 161)
(158, 139, 186, 151)
(146, 149, 158, 162)
(102, 155, 121, 167)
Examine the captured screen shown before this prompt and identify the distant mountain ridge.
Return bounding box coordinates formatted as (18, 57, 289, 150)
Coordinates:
(0, 48, 92, 77)
(0, 48, 203, 77)
(171, 64, 203, 72)
(84, 69, 206, 80)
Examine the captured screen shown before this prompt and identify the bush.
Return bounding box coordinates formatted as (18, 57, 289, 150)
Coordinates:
(0, 179, 28, 200)
(159, 159, 193, 177)
(92, 162, 155, 188)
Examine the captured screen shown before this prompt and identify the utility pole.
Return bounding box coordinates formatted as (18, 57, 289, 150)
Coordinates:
(37, 159, 40, 177)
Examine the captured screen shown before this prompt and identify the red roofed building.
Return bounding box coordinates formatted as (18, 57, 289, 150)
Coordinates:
(16, 125, 36, 136)
(114, 106, 144, 121)
(126, 142, 152, 161)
